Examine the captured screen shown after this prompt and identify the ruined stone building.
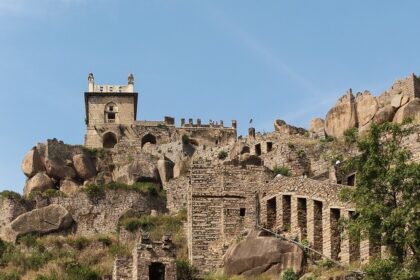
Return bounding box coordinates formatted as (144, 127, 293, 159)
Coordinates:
(84, 73, 237, 150)
(4, 73, 420, 279)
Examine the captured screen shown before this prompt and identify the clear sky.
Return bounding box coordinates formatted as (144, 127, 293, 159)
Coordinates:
(1, 0, 420, 193)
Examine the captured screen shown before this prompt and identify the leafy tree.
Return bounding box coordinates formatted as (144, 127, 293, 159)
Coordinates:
(340, 121, 420, 278)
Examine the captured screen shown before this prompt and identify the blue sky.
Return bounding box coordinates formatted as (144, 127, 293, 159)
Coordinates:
(1, 0, 420, 193)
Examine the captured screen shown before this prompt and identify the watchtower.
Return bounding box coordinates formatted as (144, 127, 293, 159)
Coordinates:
(84, 73, 138, 148)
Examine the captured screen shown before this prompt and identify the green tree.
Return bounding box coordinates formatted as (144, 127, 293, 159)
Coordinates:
(340, 121, 420, 279)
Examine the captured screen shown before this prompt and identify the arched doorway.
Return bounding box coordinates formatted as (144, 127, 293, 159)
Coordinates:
(141, 134, 157, 148)
(149, 262, 165, 280)
(103, 132, 117, 148)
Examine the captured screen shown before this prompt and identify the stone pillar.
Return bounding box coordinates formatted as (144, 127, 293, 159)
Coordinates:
(322, 205, 331, 259)
(197, 118, 201, 126)
(307, 199, 315, 248)
(360, 238, 370, 264)
(232, 120, 237, 129)
(189, 118, 193, 125)
(181, 118, 185, 126)
(291, 196, 299, 239)
(340, 211, 350, 264)
(248, 127, 255, 138)
(276, 195, 283, 230)
(220, 120, 224, 127)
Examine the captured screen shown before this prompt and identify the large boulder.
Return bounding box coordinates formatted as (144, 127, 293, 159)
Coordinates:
(157, 157, 174, 184)
(325, 91, 357, 137)
(274, 120, 306, 135)
(113, 154, 159, 185)
(309, 118, 325, 138)
(5, 205, 73, 242)
(23, 172, 54, 197)
(21, 148, 44, 178)
(173, 156, 191, 178)
(223, 230, 305, 277)
(355, 91, 378, 127)
(45, 159, 76, 180)
(373, 105, 396, 124)
(73, 154, 96, 180)
(60, 179, 80, 196)
(393, 98, 420, 124)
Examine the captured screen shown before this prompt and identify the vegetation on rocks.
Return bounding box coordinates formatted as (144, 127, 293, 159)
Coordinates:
(340, 121, 420, 279)
(82, 181, 162, 200)
(0, 234, 121, 279)
(272, 165, 290, 177)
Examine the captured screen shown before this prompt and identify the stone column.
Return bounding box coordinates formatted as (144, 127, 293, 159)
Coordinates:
(307, 199, 315, 247)
(322, 205, 331, 259)
(276, 195, 283, 230)
(340, 211, 350, 264)
(360, 238, 370, 264)
(291, 196, 299, 239)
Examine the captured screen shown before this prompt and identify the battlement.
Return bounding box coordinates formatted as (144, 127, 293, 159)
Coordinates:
(87, 73, 135, 93)
(180, 118, 237, 129)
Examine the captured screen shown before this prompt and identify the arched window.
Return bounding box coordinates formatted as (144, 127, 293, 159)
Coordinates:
(104, 102, 118, 123)
(103, 132, 117, 148)
(141, 134, 157, 147)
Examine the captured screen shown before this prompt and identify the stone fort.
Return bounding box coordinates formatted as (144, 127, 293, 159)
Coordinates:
(3, 73, 420, 279)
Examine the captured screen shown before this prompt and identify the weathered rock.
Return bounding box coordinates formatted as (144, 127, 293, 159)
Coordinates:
(113, 154, 159, 185)
(5, 205, 73, 242)
(21, 148, 44, 178)
(355, 91, 378, 126)
(393, 98, 420, 124)
(157, 157, 174, 183)
(60, 179, 80, 196)
(45, 159, 76, 180)
(325, 90, 357, 137)
(373, 105, 396, 124)
(23, 172, 54, 196)
(73, 154, 96, 180)
(309, 118, 325, 138)
(391, 94, 403, 108)
(274, 120, 307, 135)
(229, 142, 251, 160)
(173, 156, 191, 178)
(223, 230, 304, 277)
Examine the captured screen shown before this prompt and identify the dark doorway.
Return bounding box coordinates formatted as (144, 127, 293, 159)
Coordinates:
(266, 142, 273, 152)
(347, 174, 356, 186)
(267, 197, 277, 229)
(141, 134, 157, 147)
(255, 144, 261, 156)
(149, 262, 165, 280)
(103, 132, 117, 149)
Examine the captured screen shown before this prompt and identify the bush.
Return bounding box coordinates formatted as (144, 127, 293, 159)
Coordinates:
(0, 271, 21, 280)
(0, 191, 23, 201)
(109, 244, 131, 257)
(65, 262, 101, 280)
(71, 237, 90, 251)
(272, 165, 290, 176)
(296, 149, 306, 158)
(176, 259, 197, 280)
(182, 134, 190, 145)
(18, 234, 39, 248)
(287, 142, 295, 150)
(343, 127, 358, 145)
(282, 268, 298, 280)
(82, 184, 105, 201)
(218, 151, 228, 160)
(320, 135, 335, 143)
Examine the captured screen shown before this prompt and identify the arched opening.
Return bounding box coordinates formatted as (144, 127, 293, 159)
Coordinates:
(141, 134, 157, 148)
(103, 132, 117, 149)
(104, 102, 118, 123)
(149, 262, 165, 280)
(240, 146, 250, 154)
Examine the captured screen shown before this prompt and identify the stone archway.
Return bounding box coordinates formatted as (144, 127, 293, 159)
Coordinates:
(141, 134, 157, 148)
(103, 132, 117, 149)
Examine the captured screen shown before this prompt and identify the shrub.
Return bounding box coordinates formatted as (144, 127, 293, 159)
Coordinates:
(343, 127, 358, 145)
(0, 271, 21, 280)
(320, 135, 335, 143)
(71, 237, 90, 251)
(82, 184, 105, 201)
(287, 142, 295, 150)
(182, 134, 190, 145)
(176, 259, 197, 280)
(18, 234, 39, 248)
(282, 268, 298, 280)
(108, 244, 131, 257)
(0, 191, 23, 201)
(218, 151, 228, 160)
(272, 165, 290, 176)
(296, 149, 306, 158)
(65, 262, 101, 280)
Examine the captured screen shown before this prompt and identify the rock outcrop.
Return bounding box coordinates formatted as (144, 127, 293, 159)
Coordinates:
(5, 205, 73, 242)
(23, 172, 54, 197)
(325, 90, 357, 138)
(21, 149, 44, 177)
(223, 230, 305, 277)
(157, 157, 174, 184)
(72, 154, 96, 180)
